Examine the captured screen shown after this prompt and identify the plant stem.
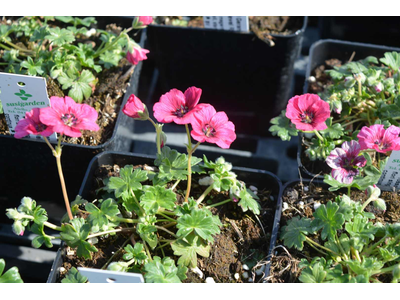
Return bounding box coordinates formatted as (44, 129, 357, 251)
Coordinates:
(148, 118, 162, 155)
(101, 237, 131, 270)
(170, 180, 180, 191)
(362, 235, 387, 256)
(206, 198, 233, 208)
(155, 225, 177, 238)
(348, 186, 351, 197)
(87, 227, 134, 239)
(23, 215, 62, 231)
(184, 124, 193, 203)
(342, 118, 365, 127)
(335, 233, 349, 261)
(108, 216, 140, 223)
(143, 241, 152, 261)
(196, 185, 214, 205)
(156, 212, 176, 222)
(305, 236, 339, 256)
(312, 130, 325, 143)
(361, 195, 376, 211)
(53, 135, 73, 221)
(130, 189, 145, 216)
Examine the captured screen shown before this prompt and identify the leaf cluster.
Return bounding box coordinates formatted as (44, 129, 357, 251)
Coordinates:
(0, 16, 141, 102)
(280, 194, 400, 283)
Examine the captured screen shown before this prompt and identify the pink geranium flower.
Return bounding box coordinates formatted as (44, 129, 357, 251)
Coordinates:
(190, 105, 236, 149)
(39, 96, 100, 138)
(14, 108, 54, 139)
(285, 94, 330, 131)
(153, 86, 210, 125)
(357, 124, 400, 153)
(126, 47, 149, 65)
(138, 16, 153, 26)
(326, 141, 367, 184)
(122, 94, 148, 120)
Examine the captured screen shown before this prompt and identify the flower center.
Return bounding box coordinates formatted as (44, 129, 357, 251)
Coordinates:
(203, 124, 216, 137)
(34, 123, 47, 132)
(374, 140, 389, 150)
(61, 113, 78, 127)
(174, 105, 189, 118)
(300, 110, 314, 124)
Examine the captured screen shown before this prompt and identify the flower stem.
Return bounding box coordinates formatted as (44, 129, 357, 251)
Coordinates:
(53, 135, 73, 221)
(205, 198, 232, 208)
(155, 225, 177, 238)
(361, 195, 376, 211)
(342, 118, 365, 128)
(156, 212, 176, 222)
(305, 236, 339, 256)
(312, 130, 325, 143)
(184, 124, 193, 203)
(196, 185, 214, 205)
(86, 227, 134, 239)
(148, 118, 162, 155)
(107, 216, 140, 223)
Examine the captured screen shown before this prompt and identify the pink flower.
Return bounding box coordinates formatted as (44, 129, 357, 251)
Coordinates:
(326, 141, 367, 184)
(39, 96, 100, 138)
(138, 16, 153, 26)
(357, 124, 400, 153)
(153, 86, 210, 125)
(126, 47, 149, 65)
(285, 94, 330, 131)
(122, 94, 148, 120)
(190, 105, 236, 149)
(14, 108, 54, 139)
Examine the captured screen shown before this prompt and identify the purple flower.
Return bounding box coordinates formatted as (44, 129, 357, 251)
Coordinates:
(326, 141, 367, 184)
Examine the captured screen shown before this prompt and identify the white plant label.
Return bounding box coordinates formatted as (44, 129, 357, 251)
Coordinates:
(78, 267, 144, 283)
(0, 72, 56, 141)
(203, 16, 249, 32)
(377, 150, 400, 191)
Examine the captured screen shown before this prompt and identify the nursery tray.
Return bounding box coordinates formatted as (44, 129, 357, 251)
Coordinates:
(47, 151, 283, 283)
(298, 39, 400, 179)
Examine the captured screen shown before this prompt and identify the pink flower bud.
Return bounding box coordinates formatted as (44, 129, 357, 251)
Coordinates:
(374, 82, 383, 93)
(122, 94, 148, 120)
(126, 47, 149, 65)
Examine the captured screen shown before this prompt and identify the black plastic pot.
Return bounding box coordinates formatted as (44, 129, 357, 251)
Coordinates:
(145, 17, 308, 137)
(47, 150, 282, 283)
(319, 17, 400, 49)
(0, 20, 146, 225)
(298, 39, 400, 180)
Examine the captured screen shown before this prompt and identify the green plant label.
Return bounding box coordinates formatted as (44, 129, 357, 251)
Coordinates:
(0, 72, 56, 141)
(377, 151, 400, 190)
(203, 16, 249, 32)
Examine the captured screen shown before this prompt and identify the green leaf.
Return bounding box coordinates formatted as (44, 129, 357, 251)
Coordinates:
(122, 243, 148, 265)
(31, 223, 53, 248)
(176, 209, 221, 243)
(380, 52, 400, 71)
(85, 198, 120, 228)
(144, 257, 183, 283)
(68, 69, 95, 102)
(61, 267, 88, 283)
(45, 27, 75, 46)
(107, 165, 148, 199)
(137, 215, 158, 250)
(99, 50, 122, 68)
(60, 218, 98, 259)
(154, 147, 202, 181)
(140, 186, 177, 214)
(321, 117, 344, 139)
(311, 201, 345, 241)
(0, 259, 23, 283)
(20, 56, 44, 76)
(345, 214, 377, 243)
(280, 216, 313, 250)
(238, 188, 261, 215)
(171, 234, 210, 268)
(269, 110, 298, 141)
(346, 257, 384, 278)
(298, 259, 328, 283)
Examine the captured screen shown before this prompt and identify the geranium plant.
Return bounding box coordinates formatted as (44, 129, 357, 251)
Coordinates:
(269, 51, 400, 162)
(5, 86, 263, 283)
(0, 16, 149, 102)
(280, 186, 400, 283)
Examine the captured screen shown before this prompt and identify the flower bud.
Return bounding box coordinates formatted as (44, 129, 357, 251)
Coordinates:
(354, 73, 366, 83)
(332, 100, 342, 114)
(107, 262, 128, 272)
(392, 264, 400, 280)
(344, 76, 356, 88)
(160, 131, 167, 149)
(373, 198, 386, 211)
(122, 94, 149, 120)
(366, 185, 381, 199)
(374, 82, 383, 93)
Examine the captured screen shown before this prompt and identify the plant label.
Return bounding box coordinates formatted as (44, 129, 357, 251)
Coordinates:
(78, 267, 144, 283)
(0, 72, 57, 141)
(377, 150, 400, 191)
(203, 16, 249, 32)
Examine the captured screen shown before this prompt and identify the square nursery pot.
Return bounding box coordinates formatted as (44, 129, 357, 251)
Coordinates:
(47, 150, 283, 283)
(145, 17, 308, 137)
(319, 17, 400, 49)
(297, 39, 400, 180)
(0, 18, 146, 226)
(265, 179, 400, 283)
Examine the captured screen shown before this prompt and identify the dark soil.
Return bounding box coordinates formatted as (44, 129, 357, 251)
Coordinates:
(58, 163, 277, 283)
(157, 16, 303, 46)
(0, 22, 135, 147)
(267, 181, 400, 283)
